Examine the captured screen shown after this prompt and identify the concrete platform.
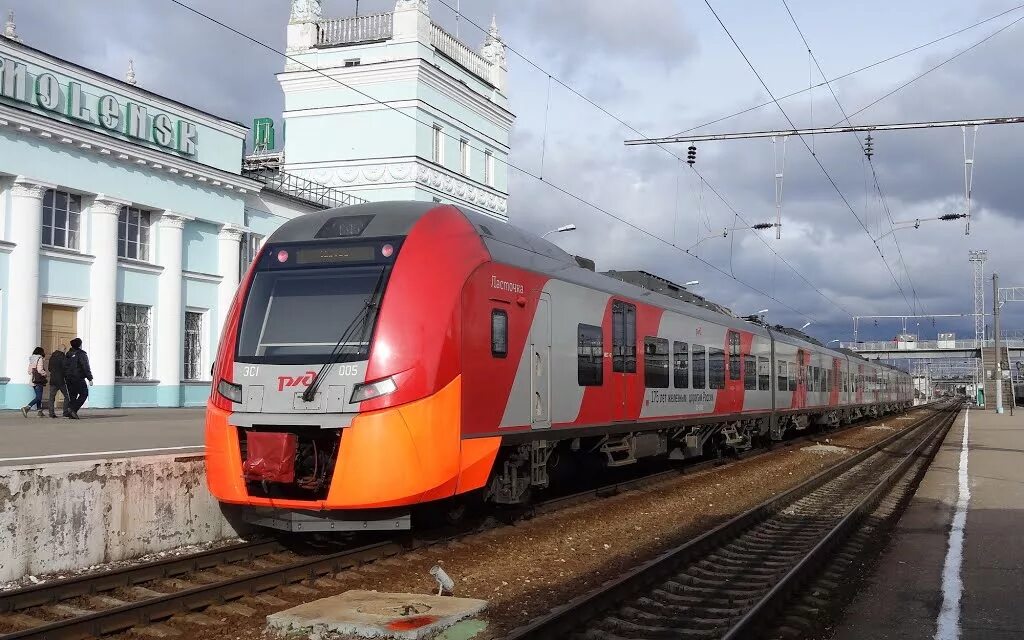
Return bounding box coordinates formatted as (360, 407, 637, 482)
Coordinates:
(830, 407, 1024, 640)
(0, 408, 204, 466)
(266, 590, 487, 639)
(0, 452, 243, 582)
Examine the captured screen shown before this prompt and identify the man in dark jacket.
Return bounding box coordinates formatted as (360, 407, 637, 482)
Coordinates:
(64, 337, 93, 419)
(47, 346, 71, 418)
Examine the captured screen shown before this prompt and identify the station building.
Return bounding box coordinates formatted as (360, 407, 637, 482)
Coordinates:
(0, 0, 513, 409)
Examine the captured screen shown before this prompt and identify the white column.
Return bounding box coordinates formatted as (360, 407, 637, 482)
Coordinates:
(88, 196, 124, 408)
(4, 178, 46, 389)
(216, 225, 244, 338)
(156, 213, 187, 406)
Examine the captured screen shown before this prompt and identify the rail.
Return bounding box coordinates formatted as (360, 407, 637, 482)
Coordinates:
(430, 22, 495, 85)
(505, 402, 958, 639)
(316, 13, 392, 47)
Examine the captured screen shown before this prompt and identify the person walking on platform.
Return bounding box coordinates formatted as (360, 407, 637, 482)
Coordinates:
(47, 345, 71, 419)
(21, 347, 47, 417)
(64, 338, 93, 419)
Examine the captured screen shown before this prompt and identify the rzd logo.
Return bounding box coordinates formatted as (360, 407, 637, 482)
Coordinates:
(278, 371, 317, 392)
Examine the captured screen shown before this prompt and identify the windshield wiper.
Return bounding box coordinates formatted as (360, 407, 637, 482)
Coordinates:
(301, 268, 387, 403)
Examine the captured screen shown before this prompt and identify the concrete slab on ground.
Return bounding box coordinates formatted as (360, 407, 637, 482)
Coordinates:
(265, 590, 487, 640)
(830, 407, 1024, 640)
(0, 408, 204, 466)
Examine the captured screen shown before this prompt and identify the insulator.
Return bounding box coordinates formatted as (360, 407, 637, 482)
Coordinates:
(864, 134, 874, 159)
(687, 144, 697, 165)
(753, 222, 774, 230)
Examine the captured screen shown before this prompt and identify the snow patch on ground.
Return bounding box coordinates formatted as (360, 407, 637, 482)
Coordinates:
(802, 444, 849, 455)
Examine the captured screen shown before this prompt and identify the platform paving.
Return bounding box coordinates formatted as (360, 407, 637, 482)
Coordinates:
(0, 407, 204, 465)
(830, 406, 1024, 639)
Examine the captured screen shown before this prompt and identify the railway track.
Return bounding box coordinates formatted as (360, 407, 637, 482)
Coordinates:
(0, 406, 933, 640)
(505, 401, 959, 640)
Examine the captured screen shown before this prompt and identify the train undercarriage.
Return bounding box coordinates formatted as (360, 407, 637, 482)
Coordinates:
(485, 402, 911, 506)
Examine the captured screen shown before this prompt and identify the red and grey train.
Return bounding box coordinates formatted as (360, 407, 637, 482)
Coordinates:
(205, 202, 912, 531)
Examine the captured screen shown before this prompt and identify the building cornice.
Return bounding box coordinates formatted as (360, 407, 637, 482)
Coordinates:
(41, 247, 96, 264)
(183, 270, 223, 284)
(118, 258, 164, 275)
(0, 38, 249, 137)
(0, 103, 262, 195)
(288, 157, 508, 215)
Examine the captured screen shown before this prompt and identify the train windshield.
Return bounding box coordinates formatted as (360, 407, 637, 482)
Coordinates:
(236, 265, 387, 364)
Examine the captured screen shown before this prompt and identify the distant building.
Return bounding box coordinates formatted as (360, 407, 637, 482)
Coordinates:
(0, 20, 343, 408)
(281, 0, 514, 219)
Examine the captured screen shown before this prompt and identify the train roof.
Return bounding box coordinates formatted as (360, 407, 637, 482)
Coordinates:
(267, 203, 908, 376)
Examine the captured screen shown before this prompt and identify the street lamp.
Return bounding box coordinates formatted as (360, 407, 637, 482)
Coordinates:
(541, 224, 576, 239)
(800, 321, 812, 330)
(685, 280, 699, 287)
(828, 339, 840, 345)
(755, 309, 769, 315)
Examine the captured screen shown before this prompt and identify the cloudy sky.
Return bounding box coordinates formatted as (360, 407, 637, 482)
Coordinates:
(8, 0, 1024, 345)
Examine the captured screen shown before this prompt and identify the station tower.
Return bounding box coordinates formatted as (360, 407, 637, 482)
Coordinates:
(281, 0, 514, 220)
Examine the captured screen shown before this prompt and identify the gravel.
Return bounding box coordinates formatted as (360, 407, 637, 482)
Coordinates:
(104, 412, 925, 640)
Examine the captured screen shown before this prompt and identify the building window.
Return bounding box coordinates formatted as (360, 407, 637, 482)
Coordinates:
(644, 337, 669, 389)
(484, 150, 494, 186)
(460, 138, 470, 175)
(344, 58, 361, 67)
(240, 232, 264, 280)
(692, 344, 706, 389)
(611, 301, 636, 373)
(432, 124, 444, 164)
(673, 341, 689, 389)
(118, 206, 151, 261)
(491, 309, 508, 358)
(41, 189, 81, 249)
(184, 311, 203, 380)
(578, 323, 603, 386)
(115, 303, 151, 379)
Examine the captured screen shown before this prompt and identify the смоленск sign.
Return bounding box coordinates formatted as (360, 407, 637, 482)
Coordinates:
(0, 55, 198, 155)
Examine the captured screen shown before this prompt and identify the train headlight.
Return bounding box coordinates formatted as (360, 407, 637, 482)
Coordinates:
(217, 379, 243, 404)
(350, 376, 398, 403)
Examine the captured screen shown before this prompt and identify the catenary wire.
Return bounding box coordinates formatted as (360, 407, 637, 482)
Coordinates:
(669, 2, 1024, 138)
(430, 0, 852, 318)
(165, 0, 821, 322)
(705, 0, 917, 314)
(779, 0, 923, 316)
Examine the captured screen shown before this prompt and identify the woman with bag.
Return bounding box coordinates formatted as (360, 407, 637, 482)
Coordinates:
(22, 347, 47, 417)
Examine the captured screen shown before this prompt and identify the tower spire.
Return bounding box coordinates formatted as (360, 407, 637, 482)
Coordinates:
(480, 13, 505, 68)
(2, 9, 20, 42)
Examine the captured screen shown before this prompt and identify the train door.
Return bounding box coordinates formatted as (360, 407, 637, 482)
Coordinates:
(611, 300, 637, 421)
(831, 358, 841, 406)
(530, 293, 552, 429)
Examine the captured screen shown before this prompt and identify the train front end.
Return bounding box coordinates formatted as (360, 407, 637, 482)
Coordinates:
(204, 203, 497, 531)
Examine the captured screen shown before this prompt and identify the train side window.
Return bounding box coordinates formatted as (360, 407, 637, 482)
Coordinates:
(577, 323, 603, 386)
(758, 356, 770, 391)
(778, 361, 789, 391)
(744, 354, 757, 390)
(708, 347, 725, 389)
(728, 331, 742, 380)
(827, 368, 833, 392)
(491, 309, 508, 358)
(789, 365, 798, 391)
(673, 341, 689, 389)
(644, 337, 669, 388)
(692, 345, 706, 389)
(612, 301, 637, 374)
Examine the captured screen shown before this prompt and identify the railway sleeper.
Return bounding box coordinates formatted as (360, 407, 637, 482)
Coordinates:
(597, 615, 724, 639)
(631, 597, 748, 619)
(650, 587, 759, 607)
(617, 606, 736, 630)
